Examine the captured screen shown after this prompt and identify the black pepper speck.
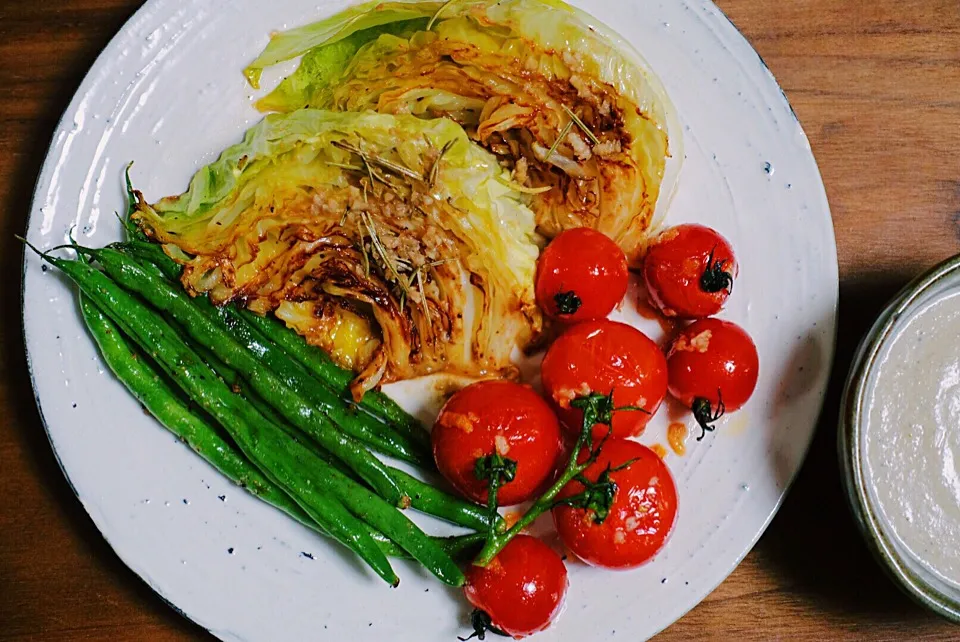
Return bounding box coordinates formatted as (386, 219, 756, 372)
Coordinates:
(301, 552, 314, 560)
(228, 547, 234, 555)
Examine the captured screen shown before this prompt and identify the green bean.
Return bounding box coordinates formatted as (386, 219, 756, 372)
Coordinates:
(189, 340, 290, 429)
(38, 248, 466, 586)
(390, 468, 499, 533)
(80, 294, 296, 518)
(194, 330, 494, 533)
(115, 239, 428, 448)
(86, 296, 482, 561)
(79, 293, 411, 558)
(141, 269, 494, 537)
(186, 340, 487, 554)
(116, 240, 179, 279)
(106, 244, 492, 532)
(214, 300, 432, 467)
(147, 315, 291, 431)
(258, 398, 496, 533)
(243, 394, 494, 534)
(114, 242, 431, 468)
(87, 246, 407, 507)
(187, 342, 484, 559)
(122, 164, 150, 243)
(37, 250, 398, 585)
(299, 440, 496, 533)
(436, 531, 485, 559)
(239, 309, 430, 448)
(314, 461, 465, 586)
(127, 238, 430, 457)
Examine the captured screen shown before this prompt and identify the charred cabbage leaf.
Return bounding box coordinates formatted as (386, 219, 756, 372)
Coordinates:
(245, 0, 682, 263)
(133, 110, 542, 397)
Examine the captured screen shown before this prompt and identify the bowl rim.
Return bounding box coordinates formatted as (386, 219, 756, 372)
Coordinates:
(838, 252, 960, 623)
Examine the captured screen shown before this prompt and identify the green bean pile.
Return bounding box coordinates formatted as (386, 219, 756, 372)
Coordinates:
(26, 226, 501, 588)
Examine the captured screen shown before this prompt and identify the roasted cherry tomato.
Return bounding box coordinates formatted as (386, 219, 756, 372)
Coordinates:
(536, 228, 629, 322)
(666, 318, 759, 439)
(553, 438, 677, 569)
(540, 319, 667, 438)
(432, 381, 562, 506)
(463, 535, 568, 639)
(643, 224, 738, 318)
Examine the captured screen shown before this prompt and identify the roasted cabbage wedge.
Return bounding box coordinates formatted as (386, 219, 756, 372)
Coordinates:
(245, 0, 682, 263)
(133, 110, 542, 397)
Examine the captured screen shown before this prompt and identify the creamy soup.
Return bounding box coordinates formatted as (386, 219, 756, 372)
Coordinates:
(865, 290, 960, 587)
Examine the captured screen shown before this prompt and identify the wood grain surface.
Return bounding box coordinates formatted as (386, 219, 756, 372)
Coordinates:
(1, 0, 959, 639)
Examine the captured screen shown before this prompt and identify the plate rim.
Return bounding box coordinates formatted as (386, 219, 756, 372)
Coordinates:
(20, 0, 840, 639)
(19, 0, 213, 633)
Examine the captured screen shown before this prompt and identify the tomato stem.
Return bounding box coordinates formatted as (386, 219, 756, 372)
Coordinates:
(553, 290, 582, 315)
(553, 457, 638, 525)
(472, 391, 643, 566)
(474, 453, 517, 537)
(699, 246, 734, 294)
(457, 609, 509, 640)
(692, 391, 725, 441)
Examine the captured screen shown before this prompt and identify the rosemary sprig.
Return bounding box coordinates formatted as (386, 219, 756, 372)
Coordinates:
(327, 155, 373, 201)
(424, 258, 455, 270)
(412, 259, 455, 337)
(361, 155, 377, 192)
(562, 104, 600, 145)
(545, 120, 573, 161)
(429, 139, 456, 188)
(416, 268, 431, 337)
(360, 211, 408, 303)
(325, 161, 365, 172)
(359, 238, 371, 277)
(332, 140, 424, 183)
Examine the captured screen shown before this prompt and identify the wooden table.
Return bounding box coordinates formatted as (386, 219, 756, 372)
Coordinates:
(1, 1, 958, 639)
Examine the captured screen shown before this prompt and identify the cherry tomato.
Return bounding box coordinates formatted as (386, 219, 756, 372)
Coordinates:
(540, 320, 667, 439)
(643, 224, 738, 318)
(536, 228, 629, 322)
(666, 318, 759, 439)
(463, 535, 568, 638)
(432, 381, 562, 506)
(553, 438, 678, 569)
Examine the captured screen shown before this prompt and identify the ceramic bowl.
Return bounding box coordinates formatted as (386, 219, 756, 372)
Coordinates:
(839, 253, 960, 622)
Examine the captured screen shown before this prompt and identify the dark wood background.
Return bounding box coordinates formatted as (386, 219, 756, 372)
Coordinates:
(2, 1, 959, 639)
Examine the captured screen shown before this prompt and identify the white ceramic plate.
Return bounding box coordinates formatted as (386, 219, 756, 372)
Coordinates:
(22, 1, 837, 640)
